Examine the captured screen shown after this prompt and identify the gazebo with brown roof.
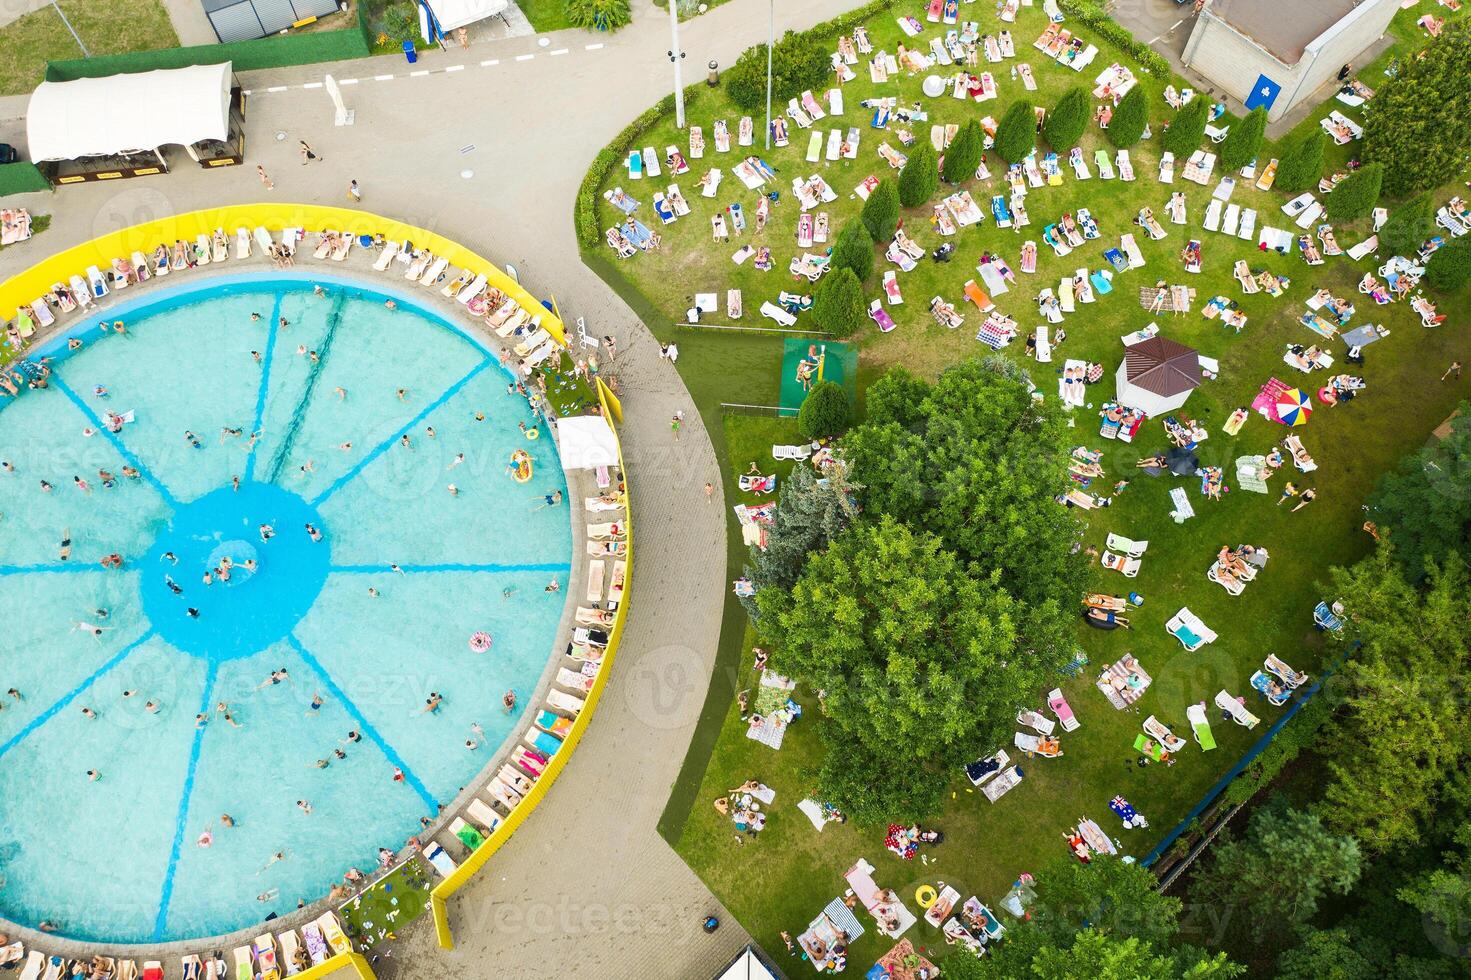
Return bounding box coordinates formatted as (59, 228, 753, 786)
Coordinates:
(1116, 336, 1201, 417)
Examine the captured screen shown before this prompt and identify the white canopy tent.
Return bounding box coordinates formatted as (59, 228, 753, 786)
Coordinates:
(557, 415, 621, 471)
(26, 63, 233, 163)
(421, 0, 508, 36)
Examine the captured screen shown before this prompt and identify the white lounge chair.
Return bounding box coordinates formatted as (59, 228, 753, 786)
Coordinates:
(1214, 690, 1259, 728)
(1104, 533, 1147, 557)
(1166, 607, 1217, 651)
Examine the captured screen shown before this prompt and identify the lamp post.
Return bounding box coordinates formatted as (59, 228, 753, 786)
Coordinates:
(51, 0, 88, 57)
(668, 0, 686, 129)
(763, 0, 773, 149)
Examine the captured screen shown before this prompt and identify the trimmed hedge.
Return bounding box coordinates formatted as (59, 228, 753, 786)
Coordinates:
(1274, 130, 1328, 195)
(941, 120, 984, 183)
(1323, 163, 1383, 224)
(1058, 0, 1170, 75)
(1043, 87, 1090, 152)
(47, 4, 371, 79)
(1381, 193, 1433, 257)
(1106, 86, 1148, 148)
(898, 142, 939, 207)
(1161, 97, 1210, 157)
(860, 179, 900, 241)
(798, 380, 851, 438)
(0, 163, 50, 196)
(1427, 236, 1471, 291)
(830, 221, 876, 283)
(1218, 106, 1267, 171)
(811, 268, 866, 337)
(993, 100, 1036, 164)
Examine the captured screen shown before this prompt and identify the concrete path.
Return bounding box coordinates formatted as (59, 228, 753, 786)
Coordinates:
(0, 0, 848, 974)
(158, 0, 217, 47)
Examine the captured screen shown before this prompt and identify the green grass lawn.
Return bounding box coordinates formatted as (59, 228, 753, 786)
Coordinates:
(338, 858, 433, 951)
(587, 1, 1471, 972)
(518, 0, 575, 33)
(0, 0, 178, 96)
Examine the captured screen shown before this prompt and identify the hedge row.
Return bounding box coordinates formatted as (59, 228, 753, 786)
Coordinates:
(46, 3, 371, 80)
(1057, 0, 1171, 76)
(574, 0, 900, 251)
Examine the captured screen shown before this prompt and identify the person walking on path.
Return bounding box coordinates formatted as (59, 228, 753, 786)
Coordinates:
(704, 482, 714, 501)
(299, 141, 320, 165)
(1291, 487, 1317, 513)
(348, 179, 362, 203)
(1443, 360, 1462, 381)
(257, 165, 274, 191)
(671, 412, 683, 441)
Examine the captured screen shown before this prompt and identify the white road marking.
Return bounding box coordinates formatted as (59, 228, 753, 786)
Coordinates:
(481, 58, 500, 66)
(410, 69, 430, 76)
(585, 43, 604, 50)
(303, 82, 323, 89)
(374, 74, 395, 81)
(266, 86, 288, 92)
(339, 78, 359, 85)
(550, 48, 569, 56)
(445, 64, 465, 72)
(515, 54, 535, 61)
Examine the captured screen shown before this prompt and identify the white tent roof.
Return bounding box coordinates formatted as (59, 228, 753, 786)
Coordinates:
(714, 950, 779, 980)
(557, 415, 621, 471)
(26, 63, 232, 162)
(423, 0, 508, 32)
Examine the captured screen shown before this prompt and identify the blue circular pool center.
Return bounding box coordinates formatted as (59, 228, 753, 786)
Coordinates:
(141, 482, 331, 661)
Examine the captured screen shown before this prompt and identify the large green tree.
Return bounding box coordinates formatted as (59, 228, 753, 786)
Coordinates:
(759, 516, 1029, 817)
(1399, 821, 1471, 960)
(1275, 931, 1376, 980)
(810, 266, 865, 336)
(829, 221, 874, 282)
(859, 178, 900, 241)
(994, 100, 1037, 163)
(1427, 235, 1471, 291)
(898, 142, 939, 207)
(1044, 87, 1090, 151)
(942, 119, 985, 183)
(1106, 87, 1148, 148)
(1218, 106, 1267, 171)
(738, 465, 855, 620)
(842, 358, 1086, 618)
(1364, 19, 1471, 197)
(1161, 98, 1210, 157)
(1274, 130, 1328, 195)
(796, 379, 849, 440)
(1368, 407, 1471, 581)
(1196, 801, 1362, 928)
(1380, 193, 1433, 257)
(1324, 163, 1383, 224)
(1025, 857, 1183, 947)
(949, 928, 1242, 980)
(1321, 549, 1471, 850)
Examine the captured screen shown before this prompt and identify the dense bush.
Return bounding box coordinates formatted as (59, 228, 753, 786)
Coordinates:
(1106, 86, 1148, 148)
(1324, 163, 1383, 224)
(1381, 193, 1433, 258)
(941, 119, 984, 183)
(797, 381, 851, 439)
(574, 92, 695, 249)
(724, 30, 830, 111)
(1044, 87, 1090, 151)
(860, 179, 900, 241)
(1161, 97, 1209, 157)
(811, 268, 866, 337)
(830, 221, 875, 282)
(1274, 131, 1328, 195)
(1058, 0, 1170, 74)
(1218, 106, 1267, 171)
(898, 142, 939, 207)
(1364, 19, 1471, 196)
(993, 100, 1036, 164)
(566, 0, 632, 31)
(1427, 236, 1471, 291)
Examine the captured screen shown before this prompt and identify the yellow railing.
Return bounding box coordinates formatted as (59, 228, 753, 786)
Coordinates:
(429, 376, 631, 949)
(0, 204, 565, 347)
(295, 951, 376, 979)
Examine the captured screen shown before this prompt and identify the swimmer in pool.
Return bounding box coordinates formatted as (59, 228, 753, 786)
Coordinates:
(259, 524, 275, 542)
(59, 529, 70, 561)
(334, 387, 347, 399)
(423, 692, 443, 713)
(162, 551, 177, 564)
(184, 430, 202, 449)
(256, 891, 278, 903)
(503, 690, 517, 712)
(306, 693, 324, 716)
(399, 434, 412, 449)
(197, 826, 213, 847)
(165, 576, 183, 595)
(338, 442, 352, 451)
(448, 453, 465, 469)
(73, 622, 110, 637)
(305, 523, 322, 542)
(297, 800, 312, 814)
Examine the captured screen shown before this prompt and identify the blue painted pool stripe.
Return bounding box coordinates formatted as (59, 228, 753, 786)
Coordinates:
(329, 561, 572, 574)
(310, 357, 493, 508)
(244, 293, 284, 483)
(50, 376, 179, 509)
(0, 563, 113, 575)
(287, 634, 437, 811)
(0, 629, 155, 763)
(153, 661, 219, 941)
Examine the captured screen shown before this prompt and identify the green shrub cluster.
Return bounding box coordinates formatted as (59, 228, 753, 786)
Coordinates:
(860, 179, 900, 241)
(1427, 236, 1471, 291)
(898, 143, 939, 207)
(1323, 163, 1383, 224)
(993, 100, 1036, 164)
(724, 31, 830, 112)
(797, 380, 851, 438)
(1043, 87, 1090, 151)
(566, 0, 632, 31)
(830, 221, 876, 282)
(941, 119, 984, 183)
(574, 91, 699, 249)
(1105, 86, 1148, 148)
(811, 268, 866, 337)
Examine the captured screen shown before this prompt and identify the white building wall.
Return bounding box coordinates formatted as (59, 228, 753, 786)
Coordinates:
(1181, 0, 1399, 121)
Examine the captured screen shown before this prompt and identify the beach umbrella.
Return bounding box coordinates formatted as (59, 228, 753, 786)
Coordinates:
(1273, 388, 1312, 426)
(1166, 447, 1199, 476)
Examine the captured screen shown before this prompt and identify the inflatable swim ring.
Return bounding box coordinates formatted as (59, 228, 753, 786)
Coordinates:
(510, 450, 533, 483)
(915, 884, 938, 908)
(525, 426, 540, 441)
(469, 631, 492, 653)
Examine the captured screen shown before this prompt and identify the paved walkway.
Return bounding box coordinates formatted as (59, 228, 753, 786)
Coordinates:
(0, 0, 847, 974)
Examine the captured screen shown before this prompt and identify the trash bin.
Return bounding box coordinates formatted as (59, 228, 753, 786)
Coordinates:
(403, 41, 417, 64)
(707, 60, 719, 86)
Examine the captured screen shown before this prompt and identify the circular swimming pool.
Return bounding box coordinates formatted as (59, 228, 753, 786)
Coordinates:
(0, 274, 571, 943)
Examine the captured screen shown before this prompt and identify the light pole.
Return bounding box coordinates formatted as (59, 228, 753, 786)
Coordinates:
(763, 0, 773, 150)
(668, 0, 686, 130)
(51, 0, 89, 57)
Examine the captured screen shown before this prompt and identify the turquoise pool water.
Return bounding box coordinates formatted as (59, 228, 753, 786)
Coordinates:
(0, 274, 571, 943)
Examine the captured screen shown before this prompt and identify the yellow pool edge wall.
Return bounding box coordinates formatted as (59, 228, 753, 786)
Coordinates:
(0, 204, 566, 348)
(429, 376, 630, 950)
(297, 951, 376, 979)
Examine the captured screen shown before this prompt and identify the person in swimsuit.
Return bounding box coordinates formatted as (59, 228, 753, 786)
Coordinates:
(59, 529, 71, 561)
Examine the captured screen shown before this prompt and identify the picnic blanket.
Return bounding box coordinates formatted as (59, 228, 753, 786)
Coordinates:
(876, 939, 936, 980)
(798, 798, 834, 832)
(1169, 486, 1195, 522)
(823, 898, 865, 941)
(1235, 455, 1270, 494)
(1251, 377, 1294, 417)
(1340, 323, 1384, 349)
(745, 713, 788, 749)
(1138, 286, 1194, 312)
(1096, 654, 1151, 710)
